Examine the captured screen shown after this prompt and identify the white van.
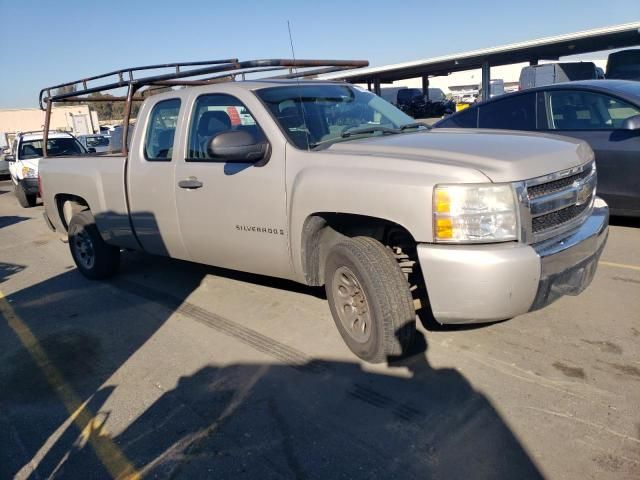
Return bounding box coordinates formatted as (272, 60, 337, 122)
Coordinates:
(519, 62, 598, 90)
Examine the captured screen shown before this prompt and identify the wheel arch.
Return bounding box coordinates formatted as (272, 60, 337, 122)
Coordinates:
(300, 212, 417, 286)
(54, 194, 91, 232)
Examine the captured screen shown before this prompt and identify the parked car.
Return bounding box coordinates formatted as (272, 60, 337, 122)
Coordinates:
(6, 131, 86, 207)
(433, 80, 640, 216)
(396, 88, 454, 118)
(77, 134, 111, 153)
(40, 67, 608, 363)
(107, 124, 136, 153)
(0, 133, 10, 176)
(0, 148, 10, 177)
(606, 49, 640, 81)
(519, 62, 599, 90)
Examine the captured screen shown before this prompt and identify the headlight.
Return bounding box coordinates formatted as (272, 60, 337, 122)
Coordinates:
(433, 183, 518, 243)
(22, 166, 37, 178)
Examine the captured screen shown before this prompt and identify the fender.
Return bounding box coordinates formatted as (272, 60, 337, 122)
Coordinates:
(286, 148, 490, 283)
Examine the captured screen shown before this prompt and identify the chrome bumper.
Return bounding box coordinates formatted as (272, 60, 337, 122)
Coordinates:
(529, 197, 609, 311)
(416, 197, 609, 324)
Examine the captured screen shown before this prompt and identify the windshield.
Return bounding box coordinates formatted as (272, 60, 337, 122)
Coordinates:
(19, 137, 86, 159)
(257, 85, 415, 149)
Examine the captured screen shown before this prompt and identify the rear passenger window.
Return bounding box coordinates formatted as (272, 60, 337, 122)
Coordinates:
(437, 107, 478, 128)
(187, 94, 260, 161)
(478, 93, 536, 130)
(144, 98, 181, 161)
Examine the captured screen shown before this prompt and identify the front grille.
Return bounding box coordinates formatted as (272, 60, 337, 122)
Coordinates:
(532, 201, 590, 233)
(527, 168, 591, 199)
(522, 162, 595, 243)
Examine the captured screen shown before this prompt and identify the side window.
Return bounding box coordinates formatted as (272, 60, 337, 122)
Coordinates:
(144, 98, 181, 161)
(478, 93, 536, 130)
(437, 107, 478, 128)
(545, 90, 640, 130)
(187, 94, 259, 161)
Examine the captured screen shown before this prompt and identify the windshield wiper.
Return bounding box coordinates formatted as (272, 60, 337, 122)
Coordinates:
(309, 125, 401, 149)
(341, 125, 401, 137)
(399, 122, 429, 131)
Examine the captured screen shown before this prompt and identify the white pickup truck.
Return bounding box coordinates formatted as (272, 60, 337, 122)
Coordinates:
(39, 60, 609, 362)
(7, 131, 86, 207)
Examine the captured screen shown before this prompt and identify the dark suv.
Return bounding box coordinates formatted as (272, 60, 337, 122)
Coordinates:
(396, 88, 454, 118)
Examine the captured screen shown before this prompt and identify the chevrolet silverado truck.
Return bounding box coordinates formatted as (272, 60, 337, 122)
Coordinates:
(38, 59, 609, 363)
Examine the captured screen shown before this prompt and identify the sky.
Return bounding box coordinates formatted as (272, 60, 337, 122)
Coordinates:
(0, 0, 638, 108)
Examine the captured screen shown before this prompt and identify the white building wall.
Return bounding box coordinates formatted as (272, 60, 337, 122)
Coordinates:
(0, 105, 97, 136)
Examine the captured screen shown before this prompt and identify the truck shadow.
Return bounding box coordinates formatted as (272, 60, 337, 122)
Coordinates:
(25, 328, 543, 479)
(0, 215, 30, 229)
(0, 262, 26, 284)
(0, 264, 206, 479)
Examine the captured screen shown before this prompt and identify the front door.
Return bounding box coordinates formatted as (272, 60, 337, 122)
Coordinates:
(174, 91, 292, 279)
(127, 96, 188, 258)
(539, 89, 640, 214)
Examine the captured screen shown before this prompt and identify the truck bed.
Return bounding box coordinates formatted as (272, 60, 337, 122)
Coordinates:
(40, 154, 139, 249)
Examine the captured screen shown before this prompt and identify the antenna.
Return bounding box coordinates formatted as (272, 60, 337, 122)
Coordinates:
(287, 20, 310, 151)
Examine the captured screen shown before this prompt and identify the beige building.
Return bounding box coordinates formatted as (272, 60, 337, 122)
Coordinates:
(0, 105, 99, 145)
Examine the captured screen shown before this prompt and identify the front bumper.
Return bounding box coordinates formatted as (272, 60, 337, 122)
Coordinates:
(417, 197, 609, 324)
(20, 177, 39, 195)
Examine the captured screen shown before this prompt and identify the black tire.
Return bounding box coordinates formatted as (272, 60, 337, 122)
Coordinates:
(325, 236, 416, 363)
(14, 181, 37, 208)
(68, 210, 120, 279)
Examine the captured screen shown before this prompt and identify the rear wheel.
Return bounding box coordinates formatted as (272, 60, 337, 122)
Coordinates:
(325, 236, 416, 363)
(14, 182, 37, 208)
(68, 210, 120, 279)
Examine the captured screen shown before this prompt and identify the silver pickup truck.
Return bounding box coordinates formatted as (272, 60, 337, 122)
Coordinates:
(39, 59, 609, 363)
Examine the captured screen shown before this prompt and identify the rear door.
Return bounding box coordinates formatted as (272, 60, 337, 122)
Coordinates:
(477, 93, 536, 130)
(173, 89, 292, 278)
(538, 89, 640, 214)
(127, 95, 189, 258)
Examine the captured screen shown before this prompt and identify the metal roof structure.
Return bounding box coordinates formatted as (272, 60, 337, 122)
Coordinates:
(322, 22, 640, 100)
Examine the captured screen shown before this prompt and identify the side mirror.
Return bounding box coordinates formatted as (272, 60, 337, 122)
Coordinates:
(5, 154, 15, 162)
(208, 130, 270, 163)
(621, 114, 640, 131)
(88, 147, 97, 153)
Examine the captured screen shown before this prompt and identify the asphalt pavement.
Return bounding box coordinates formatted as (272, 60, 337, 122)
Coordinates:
(0, 178, 638, 479)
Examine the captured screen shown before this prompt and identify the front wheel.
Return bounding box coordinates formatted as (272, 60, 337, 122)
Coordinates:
(325, 236, 416, 363)
(68, 210, 120, 279)
(14, 182, 37, 208)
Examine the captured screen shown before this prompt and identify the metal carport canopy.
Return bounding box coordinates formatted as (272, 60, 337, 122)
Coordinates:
(322, 22, 640, 84)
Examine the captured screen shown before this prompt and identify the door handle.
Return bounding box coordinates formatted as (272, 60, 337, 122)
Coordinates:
(178, 177, 203, 189)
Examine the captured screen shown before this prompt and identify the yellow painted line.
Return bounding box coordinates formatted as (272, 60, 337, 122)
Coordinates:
(0, 291, 140, 480)
(599, 261, 640, 272)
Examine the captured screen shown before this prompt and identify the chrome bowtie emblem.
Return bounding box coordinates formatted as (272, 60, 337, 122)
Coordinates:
(575, 180, 591, 206)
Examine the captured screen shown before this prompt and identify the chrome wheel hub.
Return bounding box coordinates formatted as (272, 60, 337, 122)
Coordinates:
(332, 266, 371, 343)
(74, 229, 95, 270)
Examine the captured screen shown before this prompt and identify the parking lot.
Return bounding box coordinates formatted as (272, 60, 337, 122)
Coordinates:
(0, 177, 638, 479)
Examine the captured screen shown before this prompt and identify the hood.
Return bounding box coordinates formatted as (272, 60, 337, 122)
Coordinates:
(325, 129, 593, 183)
